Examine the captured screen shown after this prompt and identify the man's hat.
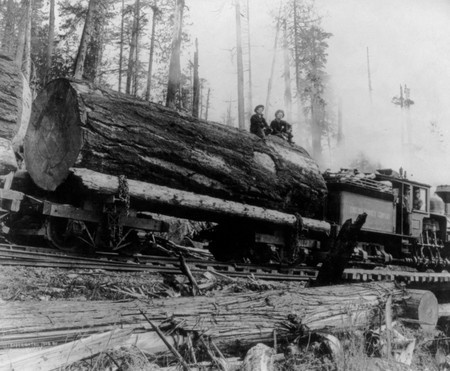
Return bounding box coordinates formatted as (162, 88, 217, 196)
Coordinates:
(254, 105, 264, 113)
(274, 109, 285, 118)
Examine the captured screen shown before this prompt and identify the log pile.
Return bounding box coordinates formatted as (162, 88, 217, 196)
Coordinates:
(0, 282, 401, 349)
(0, 282, 439, 370)
(24, 79, 327, 218)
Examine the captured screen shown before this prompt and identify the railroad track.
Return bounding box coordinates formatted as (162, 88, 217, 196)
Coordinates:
(2, 243, 450, 285)
(0, 243, 318, 282)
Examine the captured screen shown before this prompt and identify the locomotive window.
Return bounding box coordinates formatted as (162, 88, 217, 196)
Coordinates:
(412, 187, 427, 212)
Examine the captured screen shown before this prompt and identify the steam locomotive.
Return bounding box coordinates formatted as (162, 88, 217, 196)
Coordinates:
(1, 163, 449, 273)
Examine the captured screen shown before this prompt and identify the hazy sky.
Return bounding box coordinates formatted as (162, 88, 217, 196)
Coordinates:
(187, 0, 450, 186)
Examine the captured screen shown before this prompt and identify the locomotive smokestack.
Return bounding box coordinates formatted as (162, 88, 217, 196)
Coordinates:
(436, 185, 450, 215)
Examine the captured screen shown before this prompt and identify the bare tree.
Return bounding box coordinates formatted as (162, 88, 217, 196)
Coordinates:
(15, 1, 27, 69)
(192, 38, 199, 117)
(145, 4, 159, 101)
(166, 0, 184, 108)
(235, 0, 245, 129)
(205, 87, 211, 120)
(45, 0, 55, 84)
(22, 0, 32, 81)
(265, 4, 281, 119)
(2, 0, 16, 55)
(126, 0, 140, 95)
(118, 0, 125, 92)
(74, 0, 99, 79)
(283, 19, 292, 122)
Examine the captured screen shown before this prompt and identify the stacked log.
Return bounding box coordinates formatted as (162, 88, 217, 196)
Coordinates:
(0, 284, 439, 370)
(0, 282, 404, 351)
(24, 79, 327, 218)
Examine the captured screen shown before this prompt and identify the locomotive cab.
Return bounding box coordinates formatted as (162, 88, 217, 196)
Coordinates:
(325, 169, 449, 270)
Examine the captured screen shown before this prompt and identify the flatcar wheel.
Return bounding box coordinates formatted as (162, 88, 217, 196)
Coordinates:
(45, 217, 95, 253)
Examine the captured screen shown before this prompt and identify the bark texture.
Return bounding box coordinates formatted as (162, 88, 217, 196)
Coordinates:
(61, 168, 330, 231)
(0, 53, 32, 147)
(0, 282, 402, 351)
(24, 79, 327, 217)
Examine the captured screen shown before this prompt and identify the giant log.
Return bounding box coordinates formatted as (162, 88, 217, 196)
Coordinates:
(0, 53, 32, 147)
(0, 282, 403, 352)
(24, 79, 326, 217)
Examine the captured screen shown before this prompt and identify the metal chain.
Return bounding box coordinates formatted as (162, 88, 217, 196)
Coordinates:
(118, 175, 130, 216)
(105, 175, 130, 249)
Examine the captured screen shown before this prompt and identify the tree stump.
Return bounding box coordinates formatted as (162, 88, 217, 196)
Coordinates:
(400, 289, 438, 333)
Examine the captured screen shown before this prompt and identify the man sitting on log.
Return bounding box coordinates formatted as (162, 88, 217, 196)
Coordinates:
(250, 105, 272, 139)
(270, 109, 293, 143)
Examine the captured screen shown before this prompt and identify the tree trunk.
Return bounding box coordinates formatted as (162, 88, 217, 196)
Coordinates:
(1, 0, 16, 55)
(0, 282, 404, 352)
(14, 0, 26, 70)
(126, 0, 139, 95)
(165, 0, 184, 108)
(118, 0, 125, 92)
(22, 0, 32, 82)
(61, 168, 331, 231)
(205, 87, 210, 120)
(45, 0, 55, 84)
(145, 5, 158, 101)
(283, 19, 292, 122)
(84, 11, 104, 83)
(192, 38, 199, 118)
(265, 5, 281, 119)
(73, 0, 98, 79)
(235, 0, 245, 130)
(0, 53, 32, 148)
(246, 0, 253, 119)
(24, 79, 327, 217)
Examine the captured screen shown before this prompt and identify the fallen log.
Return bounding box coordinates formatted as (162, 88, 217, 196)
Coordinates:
(0, 282, 404, 353)
(24, 79, 326, 217)
(0, 53, 32, 147)
(56, 168, 330, 231)
(399, 289, 438, 333)
(0, 328, 181, 371)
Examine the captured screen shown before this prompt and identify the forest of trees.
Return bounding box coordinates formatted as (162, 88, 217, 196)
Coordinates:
(0, 0, 337, 166)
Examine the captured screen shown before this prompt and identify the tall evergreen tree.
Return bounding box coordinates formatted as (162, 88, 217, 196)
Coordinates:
(165, 0, 184, 108)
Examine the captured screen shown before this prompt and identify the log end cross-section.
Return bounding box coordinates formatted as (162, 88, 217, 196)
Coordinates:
(25, 79, 82, 191)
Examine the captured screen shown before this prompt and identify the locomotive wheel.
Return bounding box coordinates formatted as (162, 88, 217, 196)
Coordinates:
(45, 217, 96, 253)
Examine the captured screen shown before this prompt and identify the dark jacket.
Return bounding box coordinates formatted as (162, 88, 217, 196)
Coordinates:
(270, 119, 293, 141)
(270, 119, 291, 134)
(250, 114, 271, 139)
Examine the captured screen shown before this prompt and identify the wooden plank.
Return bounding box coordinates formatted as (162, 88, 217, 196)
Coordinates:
(42, 201, 100, 223)
(119, 215, 169, 232)
(69, 168, 331, 233)
(0, 329, 177, 371)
